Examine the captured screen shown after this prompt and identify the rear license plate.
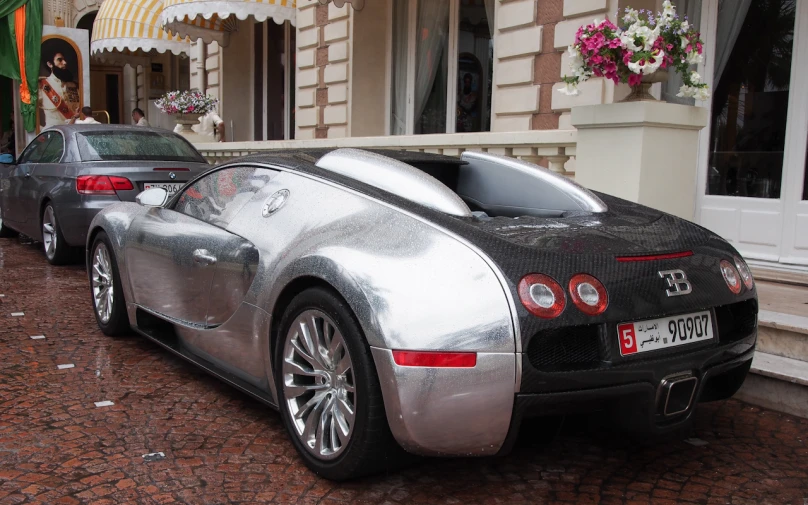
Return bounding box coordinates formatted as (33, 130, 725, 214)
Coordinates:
(617, 311, 713, 356)
(143, 182, 184, 196)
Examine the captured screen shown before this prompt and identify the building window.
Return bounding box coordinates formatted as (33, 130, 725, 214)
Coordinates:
(253, 20, 296, 141)
(390, 0, 494, 135)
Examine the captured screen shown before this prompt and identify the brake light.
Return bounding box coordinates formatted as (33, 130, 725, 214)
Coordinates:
(616, 251, 693, 262)
(392, 351, 477, 368)
(518, 273, 566, 319)
(720, 260, 742, 294)
(77, 175, 134, 195)
(568, 273, 609, 316)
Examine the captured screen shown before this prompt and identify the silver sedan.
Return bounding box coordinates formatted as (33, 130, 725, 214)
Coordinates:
(0, 124, 210, 264)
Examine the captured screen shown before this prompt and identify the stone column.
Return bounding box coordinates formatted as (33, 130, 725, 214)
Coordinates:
(296, 0, 351, 140)
(123, 64, 138, 122)
(571, 101, 708, 221)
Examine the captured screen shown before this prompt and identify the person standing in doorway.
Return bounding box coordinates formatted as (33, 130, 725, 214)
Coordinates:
(132, 108, 149, 126)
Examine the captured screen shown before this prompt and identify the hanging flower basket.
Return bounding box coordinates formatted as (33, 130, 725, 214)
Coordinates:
(559, 1, 710, 102)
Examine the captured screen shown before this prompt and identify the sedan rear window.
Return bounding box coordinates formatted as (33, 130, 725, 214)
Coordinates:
(76, 131, 206, 163)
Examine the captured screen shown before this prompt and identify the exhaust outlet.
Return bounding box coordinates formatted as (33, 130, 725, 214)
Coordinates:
(659, 374, 698, 417)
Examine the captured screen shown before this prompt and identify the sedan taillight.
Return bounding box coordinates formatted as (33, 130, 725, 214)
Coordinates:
(77, 175, 134, 195)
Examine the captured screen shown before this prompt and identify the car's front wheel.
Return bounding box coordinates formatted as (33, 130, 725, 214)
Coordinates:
(89, 232, 129, 336)
(41, 204, 73, 265)
(275, 287, 405, 480)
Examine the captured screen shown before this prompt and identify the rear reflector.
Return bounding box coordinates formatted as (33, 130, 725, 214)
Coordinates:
(392, 351, 477, 368)
(616, 251, 693, 262)
(77, 175, 134, 195)
(152, 167, 190, 171)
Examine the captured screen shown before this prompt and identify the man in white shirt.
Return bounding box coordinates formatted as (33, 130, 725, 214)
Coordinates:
(132, 108, 149, 126)
(67, 107, 101, 125)
(174, 110, 225, 142)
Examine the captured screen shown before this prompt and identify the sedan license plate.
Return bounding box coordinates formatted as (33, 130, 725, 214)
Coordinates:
(617, 311, 713, 356)
(143, 182, 184, 196)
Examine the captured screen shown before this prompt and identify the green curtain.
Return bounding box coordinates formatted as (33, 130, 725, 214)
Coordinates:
(0, 0, 43, 132)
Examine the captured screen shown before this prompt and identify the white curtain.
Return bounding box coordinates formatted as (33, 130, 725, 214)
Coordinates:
(414, 1, 450, 122)
(713, 0, 752, 86)
(390, 0, 410, 135)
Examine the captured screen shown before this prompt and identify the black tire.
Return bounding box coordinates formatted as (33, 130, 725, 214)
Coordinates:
(0, 208, 18, 238)
(275, 287, 408, 481)
(41, 203, 75, 265)
(89, 231, 129, 336)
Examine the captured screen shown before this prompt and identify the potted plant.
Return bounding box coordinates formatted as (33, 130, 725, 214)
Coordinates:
(559, 0, 709, 102)
(155, 90, 219, 132)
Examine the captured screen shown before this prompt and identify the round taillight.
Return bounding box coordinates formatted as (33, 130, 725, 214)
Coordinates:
(518, 274, 565, 319)
(734, 256, 754, 290)
(568, 273, 608, 316)
(720, 260, 742, 294)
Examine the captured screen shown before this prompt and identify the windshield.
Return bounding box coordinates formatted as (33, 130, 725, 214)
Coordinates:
(76, 130, 205, 163)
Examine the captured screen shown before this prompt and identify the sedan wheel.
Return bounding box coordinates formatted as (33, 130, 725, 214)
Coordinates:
(282, 309, 356, 460)
(89, 232, 129, 336)
(276, 287, 407, 480)
(41, 204, 71, 264)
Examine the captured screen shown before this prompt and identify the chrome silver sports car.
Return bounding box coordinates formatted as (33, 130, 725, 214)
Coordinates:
(87, 148, 758, 480)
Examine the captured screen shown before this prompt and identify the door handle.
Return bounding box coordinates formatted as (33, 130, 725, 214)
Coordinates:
(24, 172, 30, 178)
(192, 249, 217, 266)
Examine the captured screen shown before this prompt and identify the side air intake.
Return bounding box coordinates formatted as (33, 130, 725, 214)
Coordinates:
(315, 148, 472, 217)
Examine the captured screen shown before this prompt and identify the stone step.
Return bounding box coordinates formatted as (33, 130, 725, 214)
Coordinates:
(756, 310, 808, 362)
(749, 261, 808, 287)
(735, 352, 808, 418)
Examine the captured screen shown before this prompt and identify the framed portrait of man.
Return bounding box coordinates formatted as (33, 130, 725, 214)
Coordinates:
(36, 27, 90, 134)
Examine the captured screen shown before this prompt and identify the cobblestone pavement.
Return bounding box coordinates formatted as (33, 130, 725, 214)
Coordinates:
(0, 237, 806, 505)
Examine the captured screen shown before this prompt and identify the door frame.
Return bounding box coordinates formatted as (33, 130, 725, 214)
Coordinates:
(90, 64, 124, 124)
(695, 0, 808, 264)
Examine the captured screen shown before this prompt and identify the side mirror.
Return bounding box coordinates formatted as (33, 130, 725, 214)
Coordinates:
(136, 187, 168, 207)
(0, 154, 14, 164)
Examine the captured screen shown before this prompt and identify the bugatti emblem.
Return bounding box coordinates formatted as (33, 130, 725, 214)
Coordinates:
(658, 269, 692, 297)
(169, 172, 176, 179)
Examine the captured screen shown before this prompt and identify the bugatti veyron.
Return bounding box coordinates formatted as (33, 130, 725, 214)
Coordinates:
(86, 148, 758, 480)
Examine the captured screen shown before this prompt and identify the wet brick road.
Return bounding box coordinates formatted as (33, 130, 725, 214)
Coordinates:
(0, 236, 807, 505)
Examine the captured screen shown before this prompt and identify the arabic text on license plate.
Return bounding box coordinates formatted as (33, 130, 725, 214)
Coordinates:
(144, 182, 183, 196)
(617, 311, 713, 356)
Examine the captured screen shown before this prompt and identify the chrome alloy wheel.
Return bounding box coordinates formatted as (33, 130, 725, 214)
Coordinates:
(282, 310, 356, 460)
(42, 206, 57, 259)
(91, 242, 114, 324)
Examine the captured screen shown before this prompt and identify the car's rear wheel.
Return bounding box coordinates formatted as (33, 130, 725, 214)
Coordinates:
(89, 232, 129, 336)
(275, 287, 405, 480)
(41, 204, 73, 265)
(0, 207, 18, 238)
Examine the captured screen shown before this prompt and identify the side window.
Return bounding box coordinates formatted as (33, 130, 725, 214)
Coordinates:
(174, 166, 278, 228)
(38, 132, 64, 163)
(18, 132, 55, 164)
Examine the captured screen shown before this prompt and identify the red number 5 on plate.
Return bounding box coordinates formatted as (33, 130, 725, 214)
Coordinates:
(618, 323, 637, 355)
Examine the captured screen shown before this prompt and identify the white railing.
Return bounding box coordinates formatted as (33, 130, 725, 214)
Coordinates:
(193, 130, 578, 176)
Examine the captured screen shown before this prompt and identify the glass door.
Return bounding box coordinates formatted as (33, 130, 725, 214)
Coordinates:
(777, 0, 808, 264)
(697, 0, 802, 262)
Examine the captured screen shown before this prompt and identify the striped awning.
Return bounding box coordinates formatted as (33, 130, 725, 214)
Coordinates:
(160, 0, 295, 46)
(91, 0, 191, 59)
